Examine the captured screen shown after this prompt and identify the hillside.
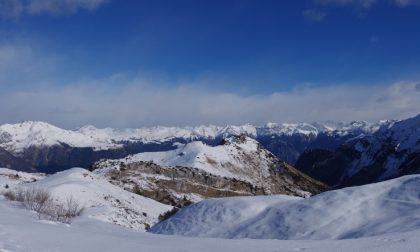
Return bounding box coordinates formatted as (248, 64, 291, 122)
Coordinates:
(93, 135, 327, 206)
(0, 167, 172, 231)
(0, 194, 418, 252)
(151, 174, 420, 240)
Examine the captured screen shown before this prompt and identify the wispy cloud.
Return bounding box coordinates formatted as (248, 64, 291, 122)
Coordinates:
(0, 42, 418, 128)
(315, 0, 377, 9)
(0, 0, 108, 18)
(302, 9, 326, 22)
(0, 77, 418, 128)
(0, 42, 59, 88)
(314, 0, 420, 9)
(392, 0, 420, 7)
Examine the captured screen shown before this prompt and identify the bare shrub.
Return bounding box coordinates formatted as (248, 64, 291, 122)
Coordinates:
(2, 187, 83, 223)
(45, 196, 84, 224)
(2, 190, 16, 201)
(22, 187, 52, 213)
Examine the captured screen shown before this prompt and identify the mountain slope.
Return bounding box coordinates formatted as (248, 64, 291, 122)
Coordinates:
(0, 146, 34, 172)
(93, 135, 327, 206)
(1, 195, 418, 252)
(1, 167, 172, 231)
(296, 114, 420, 187)
(150, 174, 420, 240)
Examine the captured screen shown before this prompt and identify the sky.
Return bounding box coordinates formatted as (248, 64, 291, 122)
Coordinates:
(0, 0, 419, 128)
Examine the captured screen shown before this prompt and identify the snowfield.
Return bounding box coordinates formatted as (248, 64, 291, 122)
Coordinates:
(151, 175, 420, 240)
(0, 168, 45, 187)
(0, 168, 420, 251)
(0, 196, 419, 252)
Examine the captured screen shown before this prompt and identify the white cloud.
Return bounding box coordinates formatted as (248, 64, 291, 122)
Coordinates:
(0, 0, 108, 18)
(315, 0, 377, 9)
(302, 9, 326, 22)
(0, 0, 24, 19)
(0, 43, 58, 87)
(0, 77, 418, 128)
(0, 42, 418, 128)
(27, 0, 108, 15)
(392, 0, 420, 7)
(314, 0, 420, 8)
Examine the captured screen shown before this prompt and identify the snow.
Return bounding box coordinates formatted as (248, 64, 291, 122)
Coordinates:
(0, 119, 392, 155)
(0, 187, 419, 252)
(151, 175, 420, 240)
(0, 168, 45, 189)
(386, 114, 420, 152)
(96, 136, 274, 183)
(260, 122, 321, 136)
(344, 114, 419, 181)
(1, 168, 172, 231)
(1, 168, 419, 251)
(0, 121, 120, 154)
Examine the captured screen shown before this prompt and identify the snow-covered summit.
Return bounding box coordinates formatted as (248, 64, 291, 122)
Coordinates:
(260, 122, 321, 136)
(0, 121, 119, 154)
(0, 119, 393, 155)
(94, 134, 327, 202)
(96, 135, 273, 183)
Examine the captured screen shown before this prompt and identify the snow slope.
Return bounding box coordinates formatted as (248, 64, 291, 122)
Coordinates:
(151, 174, 420, 240)
(0, 196, 419, 252)
(0, 168, 45, 188)
(0, 121, 120, 154)
(98, 136, 274, 183)
(1, 168, 172, 231)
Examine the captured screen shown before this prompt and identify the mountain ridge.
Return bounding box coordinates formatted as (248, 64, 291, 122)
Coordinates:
(295, 114, 420, 187)
(93, 135, 327, 206)
(0, 119, 392, 171)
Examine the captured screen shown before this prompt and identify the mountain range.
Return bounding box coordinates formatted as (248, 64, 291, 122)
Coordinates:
(0, 119, 389, 169)
(0, 115, 419, 252)
(0, 115, 418, 189)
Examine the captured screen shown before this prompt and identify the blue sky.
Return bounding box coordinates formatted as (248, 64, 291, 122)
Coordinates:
(0, 0, 419, 127)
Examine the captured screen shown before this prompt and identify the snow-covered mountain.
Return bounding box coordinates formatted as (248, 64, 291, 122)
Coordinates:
(98, 136, 277, 183)
(93, 135, 327, 206)
(0, 120, 383, 153)
(0, 121, 258, 154)
(0, 119, 390, 173)
(150, 174, 420, 240)
(295, 114, 420, 187)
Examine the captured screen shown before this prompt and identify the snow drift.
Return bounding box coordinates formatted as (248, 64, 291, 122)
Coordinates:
(150, 174, 420, 239)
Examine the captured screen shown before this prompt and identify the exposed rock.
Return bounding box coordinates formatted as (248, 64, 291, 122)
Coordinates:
(93, 136, 327, 206)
